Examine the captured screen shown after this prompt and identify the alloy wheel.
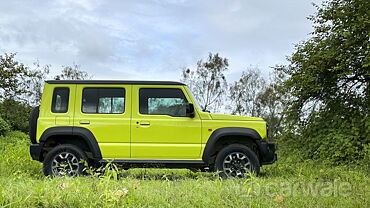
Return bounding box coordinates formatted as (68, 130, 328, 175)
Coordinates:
(222, 152, 251, 178)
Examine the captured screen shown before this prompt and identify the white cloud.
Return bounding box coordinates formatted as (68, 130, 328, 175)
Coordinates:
(0, 0, 322, 81)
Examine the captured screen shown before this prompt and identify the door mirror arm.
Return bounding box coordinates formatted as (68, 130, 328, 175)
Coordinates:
(186, 103, 195, 118)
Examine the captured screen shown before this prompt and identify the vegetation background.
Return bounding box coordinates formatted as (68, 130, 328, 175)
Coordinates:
(0, 0, 369, 207)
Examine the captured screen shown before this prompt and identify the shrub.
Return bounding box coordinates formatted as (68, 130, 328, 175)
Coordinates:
(279, 108, 369, 165)
(0, 99, 32, 133)
(0, 117, 11, 136)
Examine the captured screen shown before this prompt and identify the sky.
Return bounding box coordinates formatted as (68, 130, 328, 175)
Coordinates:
(0, 0, 322, 82)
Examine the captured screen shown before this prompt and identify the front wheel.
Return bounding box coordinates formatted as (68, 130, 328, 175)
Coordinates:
(43, 144, 88, 177)
(215, 144, 260, 178)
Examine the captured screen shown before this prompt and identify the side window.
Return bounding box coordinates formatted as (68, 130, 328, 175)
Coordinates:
(82, 88, 125, 114)
(52, 87, 69, 113)
(139, 88, 188, 117)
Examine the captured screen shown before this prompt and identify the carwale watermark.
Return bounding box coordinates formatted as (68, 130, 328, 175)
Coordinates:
(243, 179, 353, 197)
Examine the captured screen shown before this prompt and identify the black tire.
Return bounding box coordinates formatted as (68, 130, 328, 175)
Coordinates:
(215, 144, 260, 178)
(43, 144, 88, 177)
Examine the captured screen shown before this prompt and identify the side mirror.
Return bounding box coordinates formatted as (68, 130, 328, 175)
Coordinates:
(186, 103, 195, 118)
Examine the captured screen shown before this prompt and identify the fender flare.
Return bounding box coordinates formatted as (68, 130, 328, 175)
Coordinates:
(202, 127, 262, 163)
(39, 126, 102, 160)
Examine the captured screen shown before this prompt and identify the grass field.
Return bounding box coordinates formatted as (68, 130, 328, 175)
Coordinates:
(0, 131, 369, 207)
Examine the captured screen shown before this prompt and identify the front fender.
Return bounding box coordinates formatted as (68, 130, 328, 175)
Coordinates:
(202, 127, 262, 163)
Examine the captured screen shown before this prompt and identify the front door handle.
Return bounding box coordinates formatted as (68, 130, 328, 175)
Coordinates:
(140, 121, 150, 126)
(79, 120, 90, 124)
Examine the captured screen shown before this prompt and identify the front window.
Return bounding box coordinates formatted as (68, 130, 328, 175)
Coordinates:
(139, 88, 188, 117)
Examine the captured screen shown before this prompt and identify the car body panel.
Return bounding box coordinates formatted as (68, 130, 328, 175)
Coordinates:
(130, 85, 202, 159)
(34, 81, 272, 164)
(73, 84, 132, 158)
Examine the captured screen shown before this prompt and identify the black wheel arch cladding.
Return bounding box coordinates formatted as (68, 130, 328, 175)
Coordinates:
(39, 126, 102, 160)
(202, 127, 264, 163)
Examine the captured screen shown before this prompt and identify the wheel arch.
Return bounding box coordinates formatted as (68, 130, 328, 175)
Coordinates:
(202, 127, 262, 164)
(39, 126, 102, 161)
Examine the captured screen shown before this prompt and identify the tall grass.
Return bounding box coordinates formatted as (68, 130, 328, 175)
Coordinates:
(0, 132, 369, 207)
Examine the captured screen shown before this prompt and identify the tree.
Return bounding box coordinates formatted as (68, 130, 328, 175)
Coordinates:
(255, 70, 287, 140)
(281, 0, 369, 119)
(54, 64, 91, 80)
(279, 0, 370, 163)
(229, 69, 286, 140)
(0, 53, 43, 102)
(229, 68, 266, 117)
(181, 53, 229, 112)
(24, 61, 50, 106)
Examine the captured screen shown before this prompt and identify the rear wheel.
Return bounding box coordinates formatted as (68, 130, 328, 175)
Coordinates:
(215, 144, 260, 178)
(43, 144, 88, 177)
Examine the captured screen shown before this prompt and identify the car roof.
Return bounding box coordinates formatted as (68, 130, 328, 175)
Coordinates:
(45, 80, 185, 85)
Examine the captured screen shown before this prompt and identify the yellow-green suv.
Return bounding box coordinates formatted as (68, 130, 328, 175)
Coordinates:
(29, 80, 276, 178)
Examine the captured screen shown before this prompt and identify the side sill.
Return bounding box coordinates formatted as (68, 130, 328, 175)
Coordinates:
(99, 159, 205, 164)
(98, 159, 206, 168)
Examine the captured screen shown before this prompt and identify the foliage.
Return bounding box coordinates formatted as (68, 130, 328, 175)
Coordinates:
(0, 117, 10, 136)
(54, 64, 91, 80)
(277, 0, 370, 163)
(0, 131, 369, 207)
(281, 108, 370, 164)
(0, 53, 46, 104)
(181, 53, 229, 112)
(229, 68, 266, 117)
(25, 61, 50, 106)
(229, 69, 286, 140)
(0, 99, 32, 133)
(255, 71, 287, 140)
(281, 0, 369, 116)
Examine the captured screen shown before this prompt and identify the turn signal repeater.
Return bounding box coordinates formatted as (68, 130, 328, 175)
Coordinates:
(208, 129, 213, 132)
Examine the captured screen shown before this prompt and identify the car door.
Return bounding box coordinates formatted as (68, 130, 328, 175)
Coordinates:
(131, 85, 202, 159)
(73, 85, 131, 159)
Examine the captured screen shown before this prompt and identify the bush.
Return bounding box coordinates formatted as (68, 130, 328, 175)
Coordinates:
(0, 99, 32, 133)
(0, 117, 11, 136)
(279, 108, 369, 165)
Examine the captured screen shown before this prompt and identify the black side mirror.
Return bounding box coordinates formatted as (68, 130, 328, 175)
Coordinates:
(186, 103, 195, 118)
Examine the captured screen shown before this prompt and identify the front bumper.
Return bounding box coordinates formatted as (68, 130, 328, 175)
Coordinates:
(30, 143, 44, 161)
(258, 141, 277, 165)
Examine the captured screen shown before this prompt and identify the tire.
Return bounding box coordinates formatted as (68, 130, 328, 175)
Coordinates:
(215, 144, 260, 178)
(43, 144, 88, 177)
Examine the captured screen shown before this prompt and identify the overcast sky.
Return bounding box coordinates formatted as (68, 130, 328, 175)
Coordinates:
(0, 0, 321, 81)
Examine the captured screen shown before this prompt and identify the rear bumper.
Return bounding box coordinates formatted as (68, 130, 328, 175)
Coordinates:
(258, 141, 277, 165)
(30, 143, 44, 161)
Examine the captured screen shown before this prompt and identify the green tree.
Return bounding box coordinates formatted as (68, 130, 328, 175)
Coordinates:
(279, 0, 369, 163)
(181, 53, 229, 112)
(0, 53, 42, 101)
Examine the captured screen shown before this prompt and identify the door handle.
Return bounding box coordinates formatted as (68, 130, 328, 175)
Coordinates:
(79, 120, 90, 124)
(139, 121, 150, 126)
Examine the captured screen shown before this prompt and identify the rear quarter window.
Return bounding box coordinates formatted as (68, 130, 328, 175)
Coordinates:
(51, 87, 70, 113)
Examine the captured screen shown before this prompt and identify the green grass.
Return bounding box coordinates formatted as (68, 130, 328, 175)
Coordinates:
(0, 132, 369, 207)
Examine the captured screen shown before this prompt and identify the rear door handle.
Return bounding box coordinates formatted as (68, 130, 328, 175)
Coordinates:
(140, 121, 150, 126)
(79, 120, 90, 124)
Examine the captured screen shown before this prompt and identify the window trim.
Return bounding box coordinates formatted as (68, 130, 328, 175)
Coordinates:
(51, 87, 70, 113)
(81, 87, 126, 114)
(138, 88, 189, 117)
